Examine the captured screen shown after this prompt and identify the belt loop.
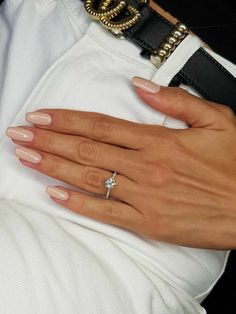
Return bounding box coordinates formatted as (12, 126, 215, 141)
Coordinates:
(151, 35, 202, 87)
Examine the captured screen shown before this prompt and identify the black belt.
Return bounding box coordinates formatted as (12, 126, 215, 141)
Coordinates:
(83, 0, 236, 111)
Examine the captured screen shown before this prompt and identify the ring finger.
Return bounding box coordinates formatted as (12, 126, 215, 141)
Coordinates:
(14, 146, 138, 203)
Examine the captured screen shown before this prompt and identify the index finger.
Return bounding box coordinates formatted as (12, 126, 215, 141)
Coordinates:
(25, 109, 151, 149)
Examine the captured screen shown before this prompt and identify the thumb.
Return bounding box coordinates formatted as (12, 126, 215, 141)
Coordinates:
(132, 76, 226, 129)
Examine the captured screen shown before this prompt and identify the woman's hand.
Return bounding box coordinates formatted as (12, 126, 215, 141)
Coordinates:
(6, 77, 236, 249)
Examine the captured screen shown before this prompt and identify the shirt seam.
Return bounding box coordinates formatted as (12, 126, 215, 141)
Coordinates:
(61, 0, 88, 38)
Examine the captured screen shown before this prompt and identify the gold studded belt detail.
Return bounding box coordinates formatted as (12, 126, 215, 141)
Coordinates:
(82, 0, 236, 109)
(84, 0, 189, 68)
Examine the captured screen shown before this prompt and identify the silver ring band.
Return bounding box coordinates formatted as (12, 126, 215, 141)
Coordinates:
(104, 172, 117, 199)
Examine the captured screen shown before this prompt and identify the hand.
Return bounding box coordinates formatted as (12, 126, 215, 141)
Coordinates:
(6, 77, 236, 249)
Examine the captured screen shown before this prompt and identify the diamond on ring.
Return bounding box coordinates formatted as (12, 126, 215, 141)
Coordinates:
(104, 172, 117, 199)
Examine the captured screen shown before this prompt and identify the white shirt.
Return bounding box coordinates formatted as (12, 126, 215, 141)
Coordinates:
(0, 0, 235, 313)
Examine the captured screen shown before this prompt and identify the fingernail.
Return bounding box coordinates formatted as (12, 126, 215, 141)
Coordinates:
(132, 76, 160, 93)
(14, 146, 41, 163)
(7, 127, 34, 142)
(46, 186, 69, 201)
(26, 111, 52, 125)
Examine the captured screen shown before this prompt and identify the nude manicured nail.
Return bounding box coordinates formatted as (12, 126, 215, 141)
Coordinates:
(14, 146, 42, 163)
(132, 76, 160, 93)
(7, 127, 34, 142)
(46, 186, 69, 201)
(25, 111, 52, 125)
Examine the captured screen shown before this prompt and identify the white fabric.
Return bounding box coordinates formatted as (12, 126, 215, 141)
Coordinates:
(0, 0, 235, 313)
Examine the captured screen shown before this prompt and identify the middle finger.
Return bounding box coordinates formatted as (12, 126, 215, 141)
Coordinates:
(7, 126, 140, 179)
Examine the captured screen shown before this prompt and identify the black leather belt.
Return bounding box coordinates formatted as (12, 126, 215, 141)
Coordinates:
(83, 0, 236, 111)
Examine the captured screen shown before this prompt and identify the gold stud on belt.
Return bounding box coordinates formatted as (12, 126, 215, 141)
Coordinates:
(151, 22, 189, 68)
(84, 0, 189, 65)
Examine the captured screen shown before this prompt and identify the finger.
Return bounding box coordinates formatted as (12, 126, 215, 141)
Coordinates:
(208, 102, 235, 120)
(7, 127, 140, 179)
(25, 109, 150, 149)
(132, 76, 230, 129)
(14, 146, 137, 203)
(46, 186, 143, 230)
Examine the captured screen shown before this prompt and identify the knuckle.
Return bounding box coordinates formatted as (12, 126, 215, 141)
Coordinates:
(213, 103, 235, 119)
(104, 202, 121, 218)
(157, 168, 175, 185)
(146, 161, 160, 177)
(46, 133, 56, 147)
(137, 215, 163, 240)
(171, 87, 187, 100)
(60, 111, 74, 126)
(156, 132, 181, 152)
(138, 128, 158, 149)
(42, 132, 56, 149)
(82, 169, 103, 189)
(146, 161, 176, 186)
(165, 132, 180, 146)
(159, 168, 175, 185)
(77, 139, 98, 163)
(92, 117, 115, 140)
(76, 195, 87, 212)
(45, 157, 61, 175)
(221, 105, 235, 119)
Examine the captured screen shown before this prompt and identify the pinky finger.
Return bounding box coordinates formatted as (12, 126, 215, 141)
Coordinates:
(46, 186, 143, 230)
